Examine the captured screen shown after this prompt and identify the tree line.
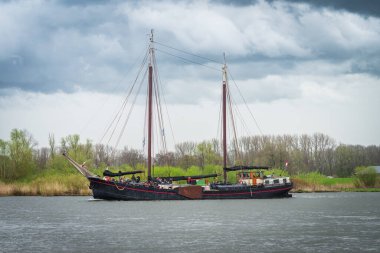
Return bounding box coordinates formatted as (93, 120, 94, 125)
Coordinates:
(1, 129, 379, 180)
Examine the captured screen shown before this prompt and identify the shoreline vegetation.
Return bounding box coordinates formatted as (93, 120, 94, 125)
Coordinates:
(1, 129, 379, 196)
(1, 171, 379, 196)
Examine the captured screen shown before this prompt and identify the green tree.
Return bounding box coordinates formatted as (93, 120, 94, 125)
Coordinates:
(196, 141, 220, 169)
(7, 129, 36, 179)
(335, 145, 356, 177)
(48, 133, 55, 158)
(0, 139, 10, 179)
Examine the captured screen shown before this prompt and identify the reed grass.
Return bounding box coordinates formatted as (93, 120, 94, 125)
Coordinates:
(291, 172, 358, 192)
(0, 173, 91, 196)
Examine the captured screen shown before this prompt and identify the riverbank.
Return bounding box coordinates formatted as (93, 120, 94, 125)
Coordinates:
(291, 172, 380, 192)
(291, 181, 380, 193)
(0, 174, 91, 196)
(1, 175, 379, 196)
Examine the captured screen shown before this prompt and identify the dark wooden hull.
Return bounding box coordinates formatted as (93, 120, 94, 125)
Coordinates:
(88, 177, 292, 200)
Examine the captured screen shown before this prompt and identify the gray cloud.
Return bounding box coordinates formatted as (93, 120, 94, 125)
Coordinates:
(288, 0, 380, 18)
(216, 0, 380, 17)
(1, 1, 380, 147)
(0, 0, 379, 104)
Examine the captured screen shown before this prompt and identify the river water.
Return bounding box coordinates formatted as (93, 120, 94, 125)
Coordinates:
(0, 192, 379, 253)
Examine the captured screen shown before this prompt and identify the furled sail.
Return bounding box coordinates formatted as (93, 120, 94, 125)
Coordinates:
(103, 170, 144, 177)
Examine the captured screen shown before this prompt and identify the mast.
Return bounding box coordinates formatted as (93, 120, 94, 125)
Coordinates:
(222, 55, 228, 183)
(147, 29, 154, 180)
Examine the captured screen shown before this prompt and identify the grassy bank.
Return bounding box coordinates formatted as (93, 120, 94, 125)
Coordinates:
(0, 171, 91, 196)
(1, 170, 379, 196)
(291, 172, 380, 192)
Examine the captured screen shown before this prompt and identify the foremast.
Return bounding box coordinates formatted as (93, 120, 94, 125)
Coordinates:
(222, 57, 228, 183)
(147, 30, 154, 181)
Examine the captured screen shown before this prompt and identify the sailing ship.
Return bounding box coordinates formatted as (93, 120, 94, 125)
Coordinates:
(64, 31, 293, 200)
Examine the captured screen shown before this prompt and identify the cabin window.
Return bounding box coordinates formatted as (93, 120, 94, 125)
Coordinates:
(283, 178, 287, 183)
(273, 179, 279, 184)
(265, 180, 270, 184)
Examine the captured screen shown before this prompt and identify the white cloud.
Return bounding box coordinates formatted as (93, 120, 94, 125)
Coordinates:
(1, 0, 380, 147)
(1, 71, 379, 148)
(124, 1, 248, 55)
(124, 0, 380, 58)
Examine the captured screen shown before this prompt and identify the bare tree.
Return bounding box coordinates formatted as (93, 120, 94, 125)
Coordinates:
(155, 152, 176, 166)
(118, 147, 144, 168)
(34, 147, 49, 170)
(48, 133, 55, 158)
(94, 144, 114, 167)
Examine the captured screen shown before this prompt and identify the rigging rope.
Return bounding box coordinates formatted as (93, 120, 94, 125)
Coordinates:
(227, 86, 242, 164)
(81, 44, 150, 139)
(113, 67, 148, 151)
(154, 40, 223, 65)
(217, 82, 223, 158)
(97, 38, 264, 169)
(153, 55, 167, 154)
(228, 70, 264, 136)
(142, 79, 149, 150)
(228, 86, 252, 137)
(99, 49, 150, 145)
(154, 76, 166, 153)
(153, 53, 177, 150)
(155, 48, 221, 72)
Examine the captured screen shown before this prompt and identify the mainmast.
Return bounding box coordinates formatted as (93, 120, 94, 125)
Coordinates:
(147, 29, 154, 180)
(222, 55, 228, 183)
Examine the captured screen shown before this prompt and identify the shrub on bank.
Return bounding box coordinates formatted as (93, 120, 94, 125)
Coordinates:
(353, 166, 377, 188)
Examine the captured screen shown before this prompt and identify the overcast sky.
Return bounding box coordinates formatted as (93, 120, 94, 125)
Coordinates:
(1, 0, 379, 150)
